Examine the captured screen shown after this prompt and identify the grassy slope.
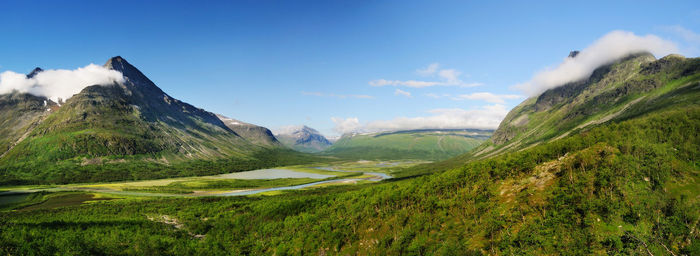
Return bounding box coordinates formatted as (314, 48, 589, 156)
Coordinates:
(324, 130, 490, 161)
(1, 103, 697, 255)
(474, 54, 700, 159)
(396, 55, 700, 179)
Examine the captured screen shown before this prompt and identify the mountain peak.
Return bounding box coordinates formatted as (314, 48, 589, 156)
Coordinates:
(26, 67, 43, 78)
(105, 56, 134, 72)
(104, 56, 159, 92)
(275, 125, 331, 153)
(568, 50, 580, 58)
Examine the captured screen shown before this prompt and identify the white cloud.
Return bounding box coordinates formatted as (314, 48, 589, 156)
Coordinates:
(370, 63, 482, 88)
(438, 69, 461, 83)
(452, 92, 522, 103)
(513, 30, 679, 96)
(425, 92, 522, 103)
(416, 63, 440, 76)
(0, 64, 125, 103)
(302, 91, 374, 99)
(662, 25, 700, 44)
(331, 117, 361, 134)
(394, 88, 412, 97)
(331, 104, 508, 135)
(425, 93, 441, 99)
(273, 125, 305, 135)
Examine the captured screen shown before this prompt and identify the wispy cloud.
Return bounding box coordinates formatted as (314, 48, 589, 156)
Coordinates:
(425, 92, 522, 103)
(331, 117, 362, 134)
(416, 63, 440, 76)
(513, 30, 678, 96)
(394, 88, 412, 98)
(369, 63, 482, 88)
(661, 25, 700, 44)
(302, 91, 374, 99)
(331, 104, 508, 134)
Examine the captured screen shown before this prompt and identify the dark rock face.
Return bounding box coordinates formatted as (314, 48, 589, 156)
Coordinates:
(26, 67, 44, 78)
(104, 56, 231, 133)
(568, 51, 580, 58)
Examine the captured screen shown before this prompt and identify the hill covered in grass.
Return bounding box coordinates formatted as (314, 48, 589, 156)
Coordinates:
(323, 129, 491, 161)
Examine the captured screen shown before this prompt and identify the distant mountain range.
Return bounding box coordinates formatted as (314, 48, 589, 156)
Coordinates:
(0, 56, 309, 185)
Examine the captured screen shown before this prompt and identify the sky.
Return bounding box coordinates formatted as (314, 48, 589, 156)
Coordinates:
(0, 0, 699, 137)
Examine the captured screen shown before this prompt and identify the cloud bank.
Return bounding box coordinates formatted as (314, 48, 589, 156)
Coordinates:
(514, 30, 678, 96)
(331, 104, 508, 135)
(0, 64, 125, 103)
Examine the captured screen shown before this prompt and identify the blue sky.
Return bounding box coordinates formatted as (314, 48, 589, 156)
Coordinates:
(1, 0, 699, 136)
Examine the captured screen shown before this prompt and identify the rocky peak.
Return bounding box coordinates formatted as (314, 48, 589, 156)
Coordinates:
(568, 51, 580, 58)
(104, 56, 154, 88)
(26, 67, 43, 78)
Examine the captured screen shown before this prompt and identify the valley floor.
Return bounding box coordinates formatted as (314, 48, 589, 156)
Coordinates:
(0, 160, 426, 210)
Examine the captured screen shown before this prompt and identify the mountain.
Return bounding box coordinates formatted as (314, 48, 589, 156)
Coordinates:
(405, 52, 700, 176)
(217, 114, 281, 147)
(275, 125, 332, 153)
(469, 52, 700, 159)
(324, 129, 492, 160)
(0, 57, 311, 185)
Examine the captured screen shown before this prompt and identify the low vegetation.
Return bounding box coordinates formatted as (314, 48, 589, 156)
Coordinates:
(1, 106, 697, 255)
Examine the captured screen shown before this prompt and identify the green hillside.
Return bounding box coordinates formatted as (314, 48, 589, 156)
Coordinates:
(473, 53, 699, 159)
(324, 129, 492, 160)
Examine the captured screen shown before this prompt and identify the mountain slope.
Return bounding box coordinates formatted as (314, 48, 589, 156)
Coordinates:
(324, 129, 492, 160)
(275, 126, 332, 153)
(217, 114, 281, 147)
(0, 57, 311, 185)
(471, 52, 700, 159)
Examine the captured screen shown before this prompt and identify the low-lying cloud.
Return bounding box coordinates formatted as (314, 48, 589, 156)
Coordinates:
(514, 30, 679, 96)
(331, 104, 508, 135)
(0, 64, 125, 103)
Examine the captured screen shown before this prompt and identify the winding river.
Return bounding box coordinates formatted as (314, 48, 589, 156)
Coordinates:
(0, 166, 393, 198)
